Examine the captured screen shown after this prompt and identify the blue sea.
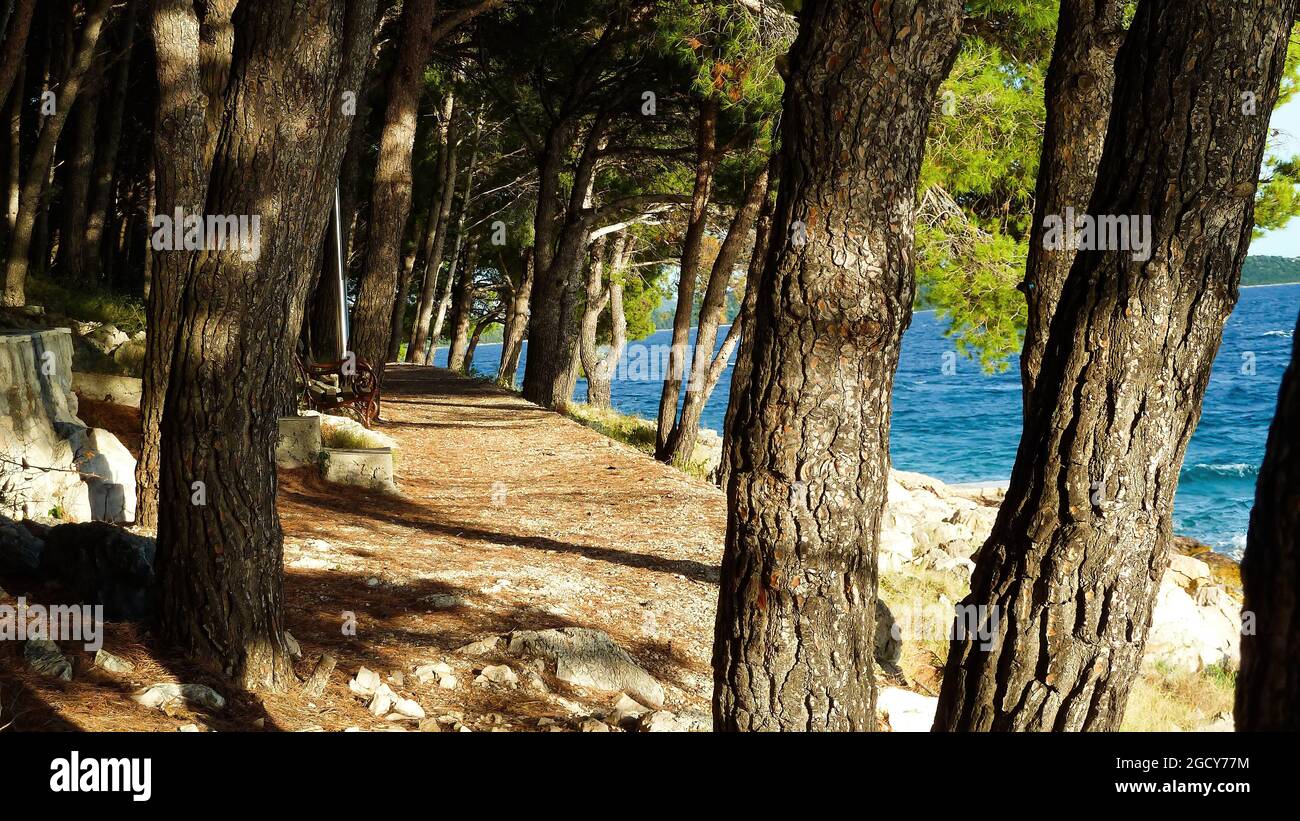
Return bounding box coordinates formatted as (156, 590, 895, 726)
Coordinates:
(437, 282, 1299, 556)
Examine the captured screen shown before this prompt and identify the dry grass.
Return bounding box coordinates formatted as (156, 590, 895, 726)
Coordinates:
(316, 412, 399, 452)
(565, 402, 658, 453)
(24, 275, 147, 335)
(878, 566, 969, 695)
(1121, 663, 1236, 732)
(565, 402, 714, 481)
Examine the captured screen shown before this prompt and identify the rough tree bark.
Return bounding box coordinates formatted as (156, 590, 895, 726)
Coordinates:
(716, 163, 778, 491)
(26, 16, 54, 281)
(655, 97, 717, 456)
(1, 0, 111, 307)
(336, 64, 377, 280)
(135, 0, 236, 529)
(154, 0, 376, 691)
(557, 338, 583, 407)
(713, 0, 962, 731)
(306, 184, 351, 364)
(934, 0, 1296, 732)
(662, 166, 767, 467)
(348, 0, 438, 371)
(1019, 0, 1125, 408)
(1236, 312, 1300, 730)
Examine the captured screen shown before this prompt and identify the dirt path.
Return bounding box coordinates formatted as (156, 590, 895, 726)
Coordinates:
(2, 365, 728, 731)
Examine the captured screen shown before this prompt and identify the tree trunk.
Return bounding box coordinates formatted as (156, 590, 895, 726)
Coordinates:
(0, 0, 34, 111)
(655, 97, 717, 456)
(717, 165, 778, 491)
(415, 108, 481, 366)
(583, 284, 620, 408)
(426, 255, 458, 359)
(407, 93, 460, 364)
(934, 0, 1295, 732)
(84, 0, 141, 279)
(29, 159, 51, 280)
(402, 131, 449, 364)
(308, 195, 347, 363)
(1236, 313, 1300, 730)
(348, 0, 438, 371)
(420, 259, 457, 363)
(56, 60, 100, 281)
(520, 113, 608, 410)
(577, 237, 610, 404)
(1019, 0, 1125, 408)
(663, 166, 767, 467)
(3, 63, 20, 243)
(138, 163, 155, 295)
(496, 246, 533, 387)
(337, 73, 375, 278)
(446, 242, 478, 371)
(713, 0, 962, 732)
(579, 234, 631, 409)
(154, 0, 376, 691)
(391, 106, 450, 365)
(555, 341, 583, 408)
(386, 228, 421, 362)
(1, 0, 111, 307)
(464, 309, 498, 373)
(135, 0, 237, 529)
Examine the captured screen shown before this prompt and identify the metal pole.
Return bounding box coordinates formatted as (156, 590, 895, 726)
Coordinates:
(333, 182, 348, 360)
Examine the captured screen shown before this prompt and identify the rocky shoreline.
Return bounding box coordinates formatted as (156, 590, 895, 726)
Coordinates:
(875, 470, 1243, 730)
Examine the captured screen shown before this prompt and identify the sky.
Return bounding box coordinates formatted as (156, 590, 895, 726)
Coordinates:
(1252, 98, 1300, 257)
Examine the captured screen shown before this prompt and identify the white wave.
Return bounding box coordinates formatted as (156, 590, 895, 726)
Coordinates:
(1218, 533, 1247, 560)
(1186, 462, 1259, 478)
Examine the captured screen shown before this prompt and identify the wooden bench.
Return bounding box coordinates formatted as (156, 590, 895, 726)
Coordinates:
(294, 354, 381, 428)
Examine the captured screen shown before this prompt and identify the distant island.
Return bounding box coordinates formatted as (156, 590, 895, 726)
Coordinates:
(1241, 255, 1300, 286)
(653, 256, 1300, 330)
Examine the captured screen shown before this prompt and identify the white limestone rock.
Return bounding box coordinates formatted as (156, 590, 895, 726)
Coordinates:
(877, 687, 937, 732)
(80, 428, 137, 523)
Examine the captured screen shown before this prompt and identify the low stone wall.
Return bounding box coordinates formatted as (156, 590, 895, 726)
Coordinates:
(277, 414, 399, 494)
(276, 415, 322, 468)
(1, 330, 91, 521)
(320, 448, 398, 494)
(1, 329, 136, 523)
